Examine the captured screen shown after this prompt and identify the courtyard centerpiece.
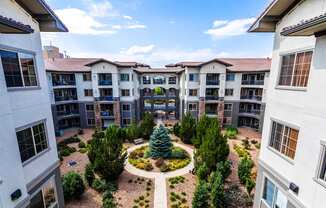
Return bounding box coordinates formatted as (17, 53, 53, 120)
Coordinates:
(128, 125, 191, 172)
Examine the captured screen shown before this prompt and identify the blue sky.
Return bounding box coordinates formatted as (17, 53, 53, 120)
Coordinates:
(43, 0, 274, 67)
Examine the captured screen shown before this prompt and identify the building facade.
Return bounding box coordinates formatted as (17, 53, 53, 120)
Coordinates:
(0, 1, 67, 208)
(250, 0, 326, 207)
(44, 46, 271, 134)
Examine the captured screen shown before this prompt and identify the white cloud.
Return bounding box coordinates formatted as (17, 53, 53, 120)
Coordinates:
(205, 18, 256, 39)
(124, 44, 155, 55)
(88, 0, 113, 17)
(125, 24, 147, 29)
(123, 15, 133, 20)
(55, 8, 116, 35)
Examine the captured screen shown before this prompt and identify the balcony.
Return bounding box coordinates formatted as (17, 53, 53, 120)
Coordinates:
(122, 111, 131, 117)
(55, 95, 77, 102)
(53, 80, 76, 86)
(57, 110, 79, 117)
(100, 111, 114, 117)
(98, 80, 112, 86)
(206, 80, 220, 85)
(205, 95, 219, 101)
(153, 104, 166, 110)
(97, 96, 114, 101)
(241, 80, 264, 85)
(240, 95, 262, 101)
(239, 109, 261, 115)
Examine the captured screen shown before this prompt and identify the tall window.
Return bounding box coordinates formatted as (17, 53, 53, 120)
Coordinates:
(226, 73, 235, 81)
(121, 89, 130, 96)
(168, 76, 177, 84)
(188, 103, 197, 111)
(143, 76, 151, 84)
(86, 104, 94, 112)
(269, 121, 299, 159)
(83, 72, 91, 81)
(30, 178, 58, 208)
(122, 104, 131, 111)
(84, 89, 93, 97)
(278, 51, 313, 87)
(262, 177, 287, 208)
(189, 73, 199, 82)
(0, 49, 38, 88)
(120, 73, 130, 81)
(16, 122, 48, 163)
(317, 145, 326, 182)
(225, 88, 234, 96)
(189, 89, 198, 96)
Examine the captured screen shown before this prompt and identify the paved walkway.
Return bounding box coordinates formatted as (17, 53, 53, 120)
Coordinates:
(125, 142, 194, 208)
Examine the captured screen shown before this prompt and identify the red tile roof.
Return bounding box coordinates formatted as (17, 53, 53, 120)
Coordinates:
(45, 58, 98, 72)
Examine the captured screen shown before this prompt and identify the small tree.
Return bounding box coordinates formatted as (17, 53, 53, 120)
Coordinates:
(197, 163, 209, 181)
(180, 113, 196, 144)
(245, 178, 256, 196)
(173, 122, 181, 137)
(149, 125, 172, 158)
(62, 172, 85, 201)
(198, 120, 229, 172)
(139, 112, 155, 139)
(238, 156, 254, 184)
(89, 125, 127, 181)
(192, 181, 210, 208)
(211, 171, 225, 208)
(216, 160, 232, 182)
(84, 164, 95, 186)
(125, 121, 141, 140)
(192, 114, 212, 148)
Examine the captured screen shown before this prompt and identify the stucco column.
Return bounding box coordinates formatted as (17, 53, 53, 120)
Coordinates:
(95, 102, 102, 130)
(218, 100, 224, 126)
(114, 101, 121, 127)
(199, 97, 205, 118)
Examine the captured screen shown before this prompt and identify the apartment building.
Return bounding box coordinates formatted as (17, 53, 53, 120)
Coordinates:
(44, 46, 270, 135)
(0, 1, 67, 208)
(249, 0, 326, 207)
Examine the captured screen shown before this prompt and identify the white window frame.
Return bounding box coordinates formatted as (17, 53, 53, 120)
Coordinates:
(188, 103, 197, 111)
(121, 89, 130, 97)
(316, 142, 326, 187)
(120, 73, 130, 82)
(30, 176, 58, 208)
(122, 103, 131, 112)
(261, 175, 288, 208)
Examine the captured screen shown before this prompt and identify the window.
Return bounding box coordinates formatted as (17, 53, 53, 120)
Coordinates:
(143, 76, 151, 84)
(84, 89, 93, 97)
(83, 72, 91, 81)
(87, 119, 95, 126)
(30, 178, 58, 208)
(225, 88, 234, 96)
(189, 89, 198, 96)
(168, 76, 177, 84)
(16, 122, 48, 163)
(120, 73, 130, 81)
(224, 104, 232, 111)
(122, 104, 131, 111)
(0, 49, 38, 88)
(226, 73, 235, 81)
(86, 104, 94, 111)
(269, 121, 299, 159)
(123, 118, 131, 126)
(262, 177, 287, 208)
(317, 145, 326, 182)
(189, 73, 199, 82)
(188, 103, 197, 111)
(121, 89, 130, 96)
(278, 51, 313, 87)
(153, 76, 166, 84)
(206, 73, 219, 85)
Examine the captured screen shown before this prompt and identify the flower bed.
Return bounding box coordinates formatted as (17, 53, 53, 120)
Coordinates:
(128, 145, 191, 172)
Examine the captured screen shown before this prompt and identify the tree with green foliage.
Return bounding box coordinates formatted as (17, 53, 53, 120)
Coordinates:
(179, 113, 196, 144)
(245, 177, 256, 196)
(102, 190, 117, 208)
(88, 125, 127, 181)
(197, 163, 209, 181)
(198, 119, 229, 172)
(192, 114, 212, 147)
(216, 160, 232, 182)
(62, 172, 85, 201)
(125, 121, 141, 140)
(172, 122, 181, 137)
(149, 125, 172, 158)
(238, 156, 254, 184)
(211, 171, 225, 208)
(192, 181, 210, 208)
(84, 164, 95, 186)
(139, 112, 155, 139)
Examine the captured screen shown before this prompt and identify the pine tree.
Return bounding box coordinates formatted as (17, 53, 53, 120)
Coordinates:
(192, 114, 212, 147)
(149, 125, 172, 158)
(192, 181, 210, 208)
(180, 112, 196, 144)
(211, 171, 225, 208)
(139, 112, 155, 139)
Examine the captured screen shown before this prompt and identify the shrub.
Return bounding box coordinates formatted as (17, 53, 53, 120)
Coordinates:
(238, 156, 254, 184)
(62, 172, 85, 201)
(79, 148, 88, 154)
(139, 112, 155, 140)
(78, 141, 86, 148)
(224, 127, 238, 139)
(125, 122, 141, 141)
(170, 147, 188, 159)
(216, 160, 232, 182)
(65, 136, 81, 144)
(155, 158, 165, 168)
(144, 163, 154, 171)
(234, 144, 250, 158)
(192, 181, 210, 208)
(102, 192, 117, 208)
(179, 113, 196, 144)
(84, 164, 95, 186)
(211, 171, 225, 208)
(245, 177, 256, 196)
(192, 115, 212, 147)
(251, 140, 258, 145)
(255, 143, 261, 149)
(167, 158, 190, 171)
(197, 163, 209, 181)
(173, 123, 181, 137)
(160, 162, 169, 172)
(92, 178, 107, 192)
(242, 138, 251, 150)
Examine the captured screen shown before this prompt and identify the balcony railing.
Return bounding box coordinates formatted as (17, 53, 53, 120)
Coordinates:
(122, 111, 131, 117)
(97, 96, 114, 101)
(53, 80, 76, 86)
(100, 111, 114, 117)
(206, 80, 220, 85)
(153, 105, 166, 110)
(205, 111, 218, 115)
(167, 92, 177, 97)
(55, 96, 78, 102)
(205, 95, 219, 100)
(98, 80, 112, 85)
(240, 95, 262, 101)
(241, 80, 264, 85)
(57, 110, 79, 116)
(239, 109, 261, 115)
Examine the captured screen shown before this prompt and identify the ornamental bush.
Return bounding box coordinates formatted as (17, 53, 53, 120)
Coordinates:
(192, 115, 212, 147)
(92, 178, 107, 192)
(196, 163, 209, 181)
(192, 181, 210, 208)
(149, 125, 172, 158)
(211, 171, 225, 208)
(224, 127, 238, 139)
(238, 156, 254, 185)
(139, 112, 155, 140)
(84, 164, 95, 186)
(216, 160, 232, 182)
(179, 113, 196, 144)
(62, 172, 85, 201)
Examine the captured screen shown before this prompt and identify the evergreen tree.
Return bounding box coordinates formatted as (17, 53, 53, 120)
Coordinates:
(149, 125, 172, 158)
(211, 171, 225, 208)
(139, 112, 155, 139)
(192, 181, 210, 208)
(192, 114, 212, 147)
(198, 119, 229, 172)
(89, 125, 127, 181)
(179, 112, 196, 144)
